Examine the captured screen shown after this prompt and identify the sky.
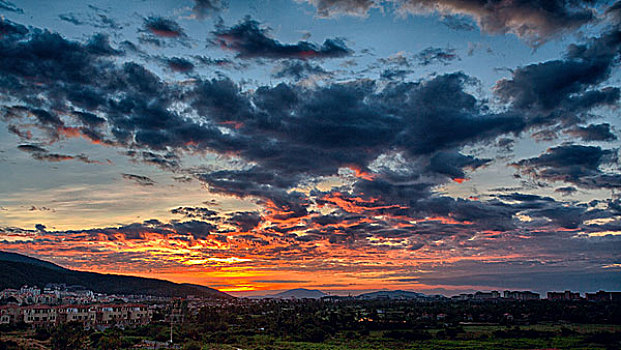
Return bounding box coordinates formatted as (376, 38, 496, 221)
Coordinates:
(0, 0, 620, 296)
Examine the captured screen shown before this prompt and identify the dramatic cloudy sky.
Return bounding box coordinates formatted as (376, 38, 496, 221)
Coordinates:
(1, 0, 620, 296)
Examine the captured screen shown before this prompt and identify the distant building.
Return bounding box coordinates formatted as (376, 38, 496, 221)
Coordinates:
(0, 305, 20, 325)
(474, 291, 500, 300)
(61, 305, 95, 324)
(585, 290, 621, 302)
(451, 293, 473, 301)
(35, 293, 59, 305)
(547, 291, 582, 301)
(20, 285, 40, 296)
(23, 305, 58, 326)
(0, 303, 151, 328)
(503, 290, 540, 300)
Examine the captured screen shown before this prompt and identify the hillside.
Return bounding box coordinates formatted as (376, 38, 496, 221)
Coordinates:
(0, 252, 231, 299)
(0, 251, 64, 271)
(357, 290, 427, 300)
(253, 288, 327, 299)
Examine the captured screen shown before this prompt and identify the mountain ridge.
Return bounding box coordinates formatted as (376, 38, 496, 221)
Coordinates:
(0, 251, 232, 299)
(251, 288, 327, 299)
(356, 290, 428, 299)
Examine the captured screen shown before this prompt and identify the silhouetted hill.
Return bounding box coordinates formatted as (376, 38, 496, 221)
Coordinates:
(0, 252, 231, 298)
(0, 251, 64, 271)
(253, 288, 327, 299)
(357, 290, 427, 300)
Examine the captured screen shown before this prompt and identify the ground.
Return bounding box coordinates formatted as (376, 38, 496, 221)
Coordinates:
(1, 323, 620, 350)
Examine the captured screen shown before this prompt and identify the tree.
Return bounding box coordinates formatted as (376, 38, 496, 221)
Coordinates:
(51, 322, 88, 350)
(95, 328, 123, 350)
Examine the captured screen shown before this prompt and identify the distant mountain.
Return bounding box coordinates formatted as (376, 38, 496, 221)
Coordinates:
(357, 290, 427, 300)
(253, 288, 327, 299)
(0, 251, 232, 299)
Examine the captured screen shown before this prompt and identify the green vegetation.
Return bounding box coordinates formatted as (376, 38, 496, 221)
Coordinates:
(4, 324, 621, 350)
(2, 298, 620, 349)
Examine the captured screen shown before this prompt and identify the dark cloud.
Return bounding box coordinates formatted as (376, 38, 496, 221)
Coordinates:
(606, 1, 621, 22)
(399, 0, 597, 45)
(0, 28, 124, 122)
(122, 173, 156, 186)
(85, 33, 122, 56)
(375, 54, 414, 80)
(427, 152, 490, 181)
(555, 186, 577, 196)
(226, 211, 262, 232)
(165, 57, 195, 72)
(59, 12, 122, 30)
(380, 69, 411, 80)
(142, 17, 186, 38)
(193, 56, 240, 68)
(171, 206, 218, 220)
(495, 27, 621, 117)
(531, 206, 592, 229)
(58, 14, 84, 26)
(192, 0, 227, 19)
(59, 219, 218, 240)
(35, 224, 46, 231)
(497, 193, 554, 203)
(31, 153, 74, 162)
(17, 144, 100, 164)
(0, 0, 23, 13)
(0, 19, 28, 39)
(386, 73, 524, 155)
(566, 123, 617, 142)
(17, 144, 47, 153)
(272, 60, 330, 80)
(171, 220, 215, 239)
(29, 206, 53, 212)
(73, 111, 106, 127)
(512, 145, 621, 190)
(212, 17, 353, 59)
(413, 47, 459, 66)
(514, 145, 616, 174)
(301, 0, 597, 45)
(127, 150, 180, 171)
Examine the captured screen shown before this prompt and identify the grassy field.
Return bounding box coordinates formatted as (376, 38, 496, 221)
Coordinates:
(198, 336, 619, 350)
(194, 324, 621, 350)
(1, 323, 620, 350)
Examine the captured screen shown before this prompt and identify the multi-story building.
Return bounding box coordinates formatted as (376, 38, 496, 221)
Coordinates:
(20, 285, 40, 296)
(451, 293, 473, 301)
(585, 290, 621, 302)
(547, 291, 582, 301)
(23, 305, 58, 326)
(474, 291, 500, 300)
(35, 293, 60, 305)
(0, 305, 20, 325)
(126, 305, 151, 325)
(503, 290, 540, 300)
(0, 303, 151, 328)
(61, 305, 96, 324)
